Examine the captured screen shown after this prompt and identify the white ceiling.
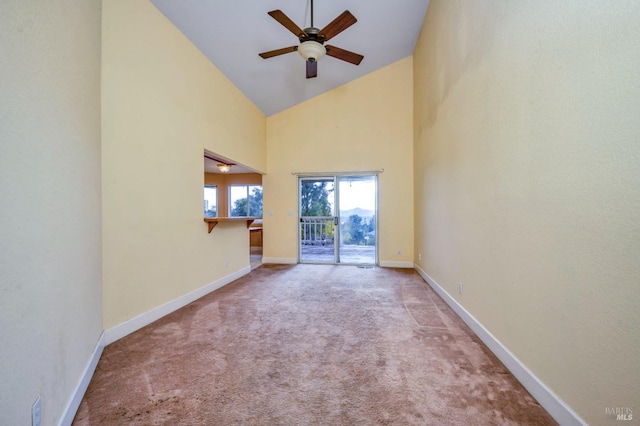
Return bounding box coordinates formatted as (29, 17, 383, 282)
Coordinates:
(151, 0, 431, 116)
(204, 157, 257, 174)
(204, 152, 258, 174)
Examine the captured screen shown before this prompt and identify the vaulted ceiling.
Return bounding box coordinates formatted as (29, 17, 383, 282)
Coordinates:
(151, 0, 431, 116)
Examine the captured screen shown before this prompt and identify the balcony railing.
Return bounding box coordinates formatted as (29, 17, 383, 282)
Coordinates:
(300, 216, 335, 246)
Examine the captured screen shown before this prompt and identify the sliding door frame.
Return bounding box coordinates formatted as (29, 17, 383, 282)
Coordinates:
(297, 173, 379, 266)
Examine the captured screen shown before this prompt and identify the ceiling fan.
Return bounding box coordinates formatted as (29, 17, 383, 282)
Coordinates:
(258, 0, 364, 79)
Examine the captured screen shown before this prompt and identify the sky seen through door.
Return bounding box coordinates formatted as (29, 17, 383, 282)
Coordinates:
(335, 179, 376, 212)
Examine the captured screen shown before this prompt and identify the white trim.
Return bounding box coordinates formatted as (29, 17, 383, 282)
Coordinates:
(379, 260, 414, 268)
(291, 169, 383, 176)
(413, 264, 587, 426)
(262, 257, 297, 264)
(58, 332, 105, 426)
(104, 266, 251, 345)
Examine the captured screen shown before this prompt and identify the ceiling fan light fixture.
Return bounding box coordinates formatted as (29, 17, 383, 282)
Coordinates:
(298, 40, 326, 62)
(217, 163, 231, 173)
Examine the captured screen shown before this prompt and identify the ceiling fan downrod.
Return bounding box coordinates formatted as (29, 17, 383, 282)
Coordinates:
(310, 0, 314, 28)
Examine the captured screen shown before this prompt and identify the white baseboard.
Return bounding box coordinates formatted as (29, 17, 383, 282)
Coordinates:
(413, 264, 586, 426)
(262, 257, 297, 264)
(58, 332, 105, 426)
(260, 259, 415, 268)
(104, 266, 251, 345)
(379, 260, 414, 268)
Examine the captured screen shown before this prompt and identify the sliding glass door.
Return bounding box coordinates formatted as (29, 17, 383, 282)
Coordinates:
(299, 175, 377, 265)
(337, 175, 377, 265)
(299, 177, 336, 263)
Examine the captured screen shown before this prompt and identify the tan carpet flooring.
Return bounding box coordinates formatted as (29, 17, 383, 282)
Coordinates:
(73, 264, 556, 425)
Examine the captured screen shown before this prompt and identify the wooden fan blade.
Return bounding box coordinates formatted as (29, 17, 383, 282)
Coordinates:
(319, 10, 357, 41)
(306, 61, 318, 79)
(268, 10, 306, 38)
(259, 46, 298, 59)
(325, 45, 364, 65)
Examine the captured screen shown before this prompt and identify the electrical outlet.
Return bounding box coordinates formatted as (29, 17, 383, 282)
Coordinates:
(32, 397, 41, 426)
(224, 260, 229, 269)
(418, 253, 422, 261)
(459, 282, 463, 295)
(397, 249, 401, 255)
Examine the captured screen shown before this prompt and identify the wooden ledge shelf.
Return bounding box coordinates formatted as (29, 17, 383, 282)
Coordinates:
(204, 217, 258, 233)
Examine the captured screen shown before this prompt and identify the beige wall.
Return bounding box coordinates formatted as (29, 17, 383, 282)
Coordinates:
(0, 0, 103, 424)
(264, 57, 414, 264)
(204, 172, 263, 217)
(6, 1, 638, 423)
(413, 1, 640, 423)
(102, 0, 266, 330)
